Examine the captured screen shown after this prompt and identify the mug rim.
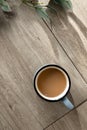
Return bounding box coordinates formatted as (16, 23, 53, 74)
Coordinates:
(34, 64, 71, 102)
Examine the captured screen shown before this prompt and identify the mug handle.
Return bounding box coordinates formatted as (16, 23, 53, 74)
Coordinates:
(61, 97, 74, 109)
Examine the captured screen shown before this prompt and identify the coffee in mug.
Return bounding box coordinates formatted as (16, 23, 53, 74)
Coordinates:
(37, 68, 67, 97)
(34, 64, 74, 109)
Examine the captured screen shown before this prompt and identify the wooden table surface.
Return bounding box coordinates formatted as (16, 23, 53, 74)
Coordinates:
(0, 0, 87, 130)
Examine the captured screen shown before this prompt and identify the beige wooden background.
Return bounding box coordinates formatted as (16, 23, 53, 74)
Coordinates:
(0, 0, 87, 130)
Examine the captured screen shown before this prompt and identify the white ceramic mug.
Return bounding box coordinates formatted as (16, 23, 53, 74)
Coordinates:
(34, 64, 74, 109)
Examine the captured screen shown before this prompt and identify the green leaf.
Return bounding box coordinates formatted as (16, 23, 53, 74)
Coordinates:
(22, 0, 50, 21)
(0, 0, 11, 12)
(35, 5, 50, 21)
(0, 0, 4, 4)
(54, 0, 72, 10)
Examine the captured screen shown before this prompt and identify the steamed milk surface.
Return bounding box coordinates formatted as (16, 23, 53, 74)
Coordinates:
(37, 68, 67, 97)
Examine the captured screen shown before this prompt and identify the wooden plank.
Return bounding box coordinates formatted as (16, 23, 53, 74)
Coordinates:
(0, 77, 42, 129)
(0, 3, 87, 129)
(45, 101, 87, 130)
(45, 0, 87, 82)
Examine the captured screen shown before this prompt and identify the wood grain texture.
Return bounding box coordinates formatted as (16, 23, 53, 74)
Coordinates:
(0, 2, 87, 130)
(45, 101, 87, 130)
(46, 0, 87, 82)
